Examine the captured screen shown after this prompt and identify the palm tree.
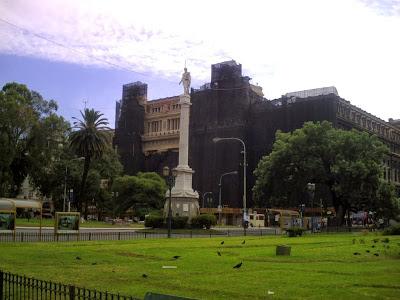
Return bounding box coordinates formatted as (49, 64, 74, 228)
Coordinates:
(69, 108, 110, 216)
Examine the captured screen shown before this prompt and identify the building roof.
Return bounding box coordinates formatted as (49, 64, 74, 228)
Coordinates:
(0, 198, 42, 210)
(285, 86, 339, 98)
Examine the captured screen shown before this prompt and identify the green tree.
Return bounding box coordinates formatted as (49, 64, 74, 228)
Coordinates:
(69, 108, 110, 216)
(253, 121, 392, 225)
(112, 172, 167, 216)
(0, 82, 59, 196)
(28, 113, 71, 198)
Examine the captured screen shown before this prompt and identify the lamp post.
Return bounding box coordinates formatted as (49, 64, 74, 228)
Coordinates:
(63, 157, 84, 212)
(218, 171, 238, 225)
(111, 191, 119, 219)
(163, 166, 177, 238)
(213, 137, 247, 229)
(202, 192, 213, 208)
(307, 183, 315, 232)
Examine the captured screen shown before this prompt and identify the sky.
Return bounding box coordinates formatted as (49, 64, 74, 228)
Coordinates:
(0, 0, 399, 128)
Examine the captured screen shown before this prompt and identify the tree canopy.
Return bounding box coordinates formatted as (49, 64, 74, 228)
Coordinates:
(112, 172, 167, 216)
(253, 121, 399, 224)
(0, 82, 65, 197)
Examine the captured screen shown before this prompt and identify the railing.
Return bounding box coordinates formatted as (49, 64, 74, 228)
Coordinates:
(0, 226, 373, 243)
(0, 270, 139, 300)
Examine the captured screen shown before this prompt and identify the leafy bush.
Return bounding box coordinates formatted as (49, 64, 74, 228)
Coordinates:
(191, 214, 217, 229)
(171, 216, 189, 229)
(286, 227, 305, 237)
(144, 215, 164, 228)
(383, 224, 400, 235)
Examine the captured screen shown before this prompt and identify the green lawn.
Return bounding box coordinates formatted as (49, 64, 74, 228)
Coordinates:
(16, 218, 144, 228)
(0, 233, 399, 299)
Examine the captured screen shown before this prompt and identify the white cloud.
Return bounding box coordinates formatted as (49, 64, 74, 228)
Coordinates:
(0, 0, 399, 120)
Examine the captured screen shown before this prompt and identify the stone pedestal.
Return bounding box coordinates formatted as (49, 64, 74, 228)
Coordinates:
(164, 92, 199, 220)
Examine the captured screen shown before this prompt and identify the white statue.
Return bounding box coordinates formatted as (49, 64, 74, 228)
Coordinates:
(179, 67, 191, 95)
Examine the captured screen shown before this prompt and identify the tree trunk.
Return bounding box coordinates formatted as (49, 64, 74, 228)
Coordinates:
(335, 205, 345, 226)
(78, 156, 91, 213)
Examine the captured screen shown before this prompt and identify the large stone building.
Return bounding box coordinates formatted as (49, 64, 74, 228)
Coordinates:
(114, 60, 400, 212)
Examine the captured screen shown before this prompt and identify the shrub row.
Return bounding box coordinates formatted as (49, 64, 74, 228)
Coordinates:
(144, 214, 216, 229)
(383, 224, 400, 235)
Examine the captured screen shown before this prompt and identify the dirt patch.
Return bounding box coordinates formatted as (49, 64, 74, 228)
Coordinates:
(116, 252, 163, 261)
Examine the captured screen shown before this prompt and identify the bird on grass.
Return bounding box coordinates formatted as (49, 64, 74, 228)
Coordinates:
(220, 241, 225, 245)
(217, 251, 221, 256)
(76, 256, 81, 260)
(353, 252, 361, 256)
(381, 238, 390, 243)
(366, 250, 370, 253)
(233, 262, 243, 269)
(374, 253, 379, 257)
(359, 239, 365, 244)
(371, 245, 376, 248)
(142, 274, 148, 278)
(91, 262, 97, 265)
(242, 240, 246, 245)
(172, 255, 181, 260)
(373, 238, 379, 243)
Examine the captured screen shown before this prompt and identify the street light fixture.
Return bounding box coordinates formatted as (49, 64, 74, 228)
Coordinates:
(218, 171, 238, 225)
(163, 166, 177, 238)
(63, 157, 85, 212)
(213, 137, 247, 230)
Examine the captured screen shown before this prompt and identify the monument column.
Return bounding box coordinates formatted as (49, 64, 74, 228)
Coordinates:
(164, 67, 199, 220)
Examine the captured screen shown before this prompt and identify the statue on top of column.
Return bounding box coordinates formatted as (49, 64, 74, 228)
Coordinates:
(179, 67, 191, 95)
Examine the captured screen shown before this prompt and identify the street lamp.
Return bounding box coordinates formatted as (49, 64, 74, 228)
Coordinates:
(307, 183, 315, 232)
(63, 157, 84, 212)
(163, 166, 177, 238)
(202, 192, 213, 208)
(218, 171, 238, 225)
(111, 191, 119, 219)
(213, 137, 247, 229)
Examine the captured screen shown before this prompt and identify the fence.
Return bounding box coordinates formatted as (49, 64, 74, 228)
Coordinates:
(0, 270, 139, 300)
(0, 226, 370, 243)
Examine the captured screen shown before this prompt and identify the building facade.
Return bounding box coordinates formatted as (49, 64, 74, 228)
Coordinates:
(114, 60, 400, 210)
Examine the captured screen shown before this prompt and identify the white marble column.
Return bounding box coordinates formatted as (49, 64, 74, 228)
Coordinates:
(164, 67, 199, 220)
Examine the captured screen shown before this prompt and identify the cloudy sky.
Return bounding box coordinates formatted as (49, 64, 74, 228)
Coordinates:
(0, 0, 399, 127)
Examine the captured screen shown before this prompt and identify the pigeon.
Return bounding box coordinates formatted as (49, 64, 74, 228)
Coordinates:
(242, 240, 246, 245)
(142, 274, 148, 278)
(374, 253, 379, 257)
(353, 252, 361, 256)
(217, 251, 221, 256)
(233, 262, 243, 269)
(221, 241, 225, 245)
(76, 256, 81, 260)
(172, 255, 180, 260)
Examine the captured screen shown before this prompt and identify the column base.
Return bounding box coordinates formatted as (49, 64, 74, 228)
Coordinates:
(164, 196, 200, 220)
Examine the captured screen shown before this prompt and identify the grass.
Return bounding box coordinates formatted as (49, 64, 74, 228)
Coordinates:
(16, 218, 144, 228)
(0, 233, 399, 299)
